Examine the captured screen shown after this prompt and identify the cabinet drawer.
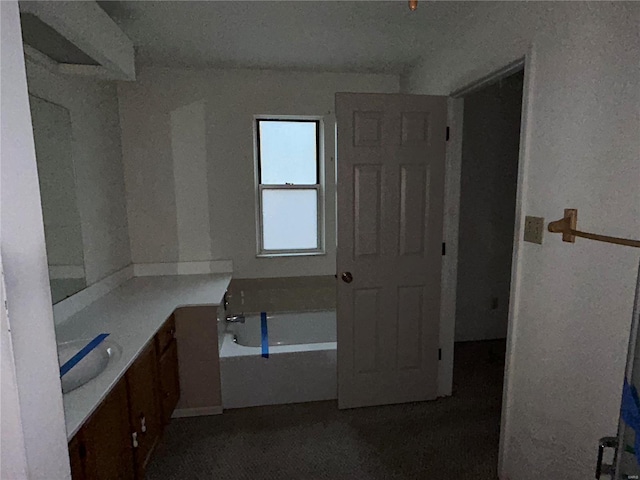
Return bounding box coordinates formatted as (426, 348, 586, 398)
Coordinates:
(155, 315, 176, 355)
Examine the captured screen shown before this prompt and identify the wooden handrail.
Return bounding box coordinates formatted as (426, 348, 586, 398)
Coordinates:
(547, 209, 640, 248)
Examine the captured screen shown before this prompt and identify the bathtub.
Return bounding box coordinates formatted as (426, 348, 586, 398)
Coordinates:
(220, 310, 337, 409)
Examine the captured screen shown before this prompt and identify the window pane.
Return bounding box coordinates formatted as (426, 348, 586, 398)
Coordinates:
(259, 121, 317, 184)
(262, 189, 318, 250)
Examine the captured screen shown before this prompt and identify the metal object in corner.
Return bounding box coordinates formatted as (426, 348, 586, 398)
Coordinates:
(596, 436, 617, 479)
(225, 314, 245, 324)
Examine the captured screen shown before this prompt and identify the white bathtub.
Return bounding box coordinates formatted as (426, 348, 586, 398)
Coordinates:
(220, 310, 337, 409)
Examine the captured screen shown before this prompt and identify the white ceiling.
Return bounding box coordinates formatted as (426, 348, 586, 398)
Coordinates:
(98, 1, 477, 74)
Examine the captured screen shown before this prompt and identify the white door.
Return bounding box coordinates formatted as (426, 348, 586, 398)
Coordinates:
(336, 93, 447, 409)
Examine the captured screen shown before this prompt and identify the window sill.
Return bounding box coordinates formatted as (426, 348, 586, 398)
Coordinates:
(256, 251, 326, 259)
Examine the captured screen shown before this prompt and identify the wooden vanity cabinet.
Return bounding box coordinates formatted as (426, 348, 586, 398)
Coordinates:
(68, 433, 86, 480)
(155, 315, 176, 355)
(74, 378, 135, 480)
(126, 341, 162, 479)
(156, 315, 180, 425)
(69, 316, 180, 479)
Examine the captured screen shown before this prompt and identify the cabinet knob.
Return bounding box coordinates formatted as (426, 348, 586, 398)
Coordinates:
(140, 415, 147, 433)
(131, 432, 139, 448)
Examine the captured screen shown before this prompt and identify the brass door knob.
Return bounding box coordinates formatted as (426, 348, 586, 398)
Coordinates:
(341, 272, 353, 283)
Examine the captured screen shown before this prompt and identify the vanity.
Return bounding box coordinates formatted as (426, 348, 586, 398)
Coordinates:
(67, 317, 174, 480)
(57, 274, 231, 480)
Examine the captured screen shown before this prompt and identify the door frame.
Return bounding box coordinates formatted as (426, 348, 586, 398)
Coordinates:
(440, 54, 533, 478)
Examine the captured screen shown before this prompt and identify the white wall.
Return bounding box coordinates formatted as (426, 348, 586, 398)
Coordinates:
(455, 71, 523, 342)
(406, 2, 640, 479)
(25, 61, 132, 287)
(0, 1, 70, 477)
(118, 68, 399, 278)
(1, 258, 27, 480)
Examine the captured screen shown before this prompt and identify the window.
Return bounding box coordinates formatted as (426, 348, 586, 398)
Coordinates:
(255, 118, 323, 256)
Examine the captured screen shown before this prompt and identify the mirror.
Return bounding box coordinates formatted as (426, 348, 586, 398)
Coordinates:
(29, 95, 86, 303)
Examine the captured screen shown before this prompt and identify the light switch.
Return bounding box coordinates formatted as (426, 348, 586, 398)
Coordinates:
(524, 216, 544, 244)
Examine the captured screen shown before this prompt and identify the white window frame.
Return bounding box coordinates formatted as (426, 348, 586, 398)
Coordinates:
(254, 115, 325, 257)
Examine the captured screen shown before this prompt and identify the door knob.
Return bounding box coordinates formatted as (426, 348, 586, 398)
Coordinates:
(341, 272, 353, 283)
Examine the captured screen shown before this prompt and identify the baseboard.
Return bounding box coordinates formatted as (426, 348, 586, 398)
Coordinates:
(133, 260, 233, 277)
(172, 406, 223, 418)
(53, 265, 134, 325)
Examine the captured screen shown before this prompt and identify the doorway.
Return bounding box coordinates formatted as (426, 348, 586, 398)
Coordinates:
(453, 69, 525, 400)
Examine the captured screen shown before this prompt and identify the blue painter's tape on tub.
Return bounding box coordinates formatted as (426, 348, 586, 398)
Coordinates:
(261, 312, 269, 358)
(59, 333, 110, 378)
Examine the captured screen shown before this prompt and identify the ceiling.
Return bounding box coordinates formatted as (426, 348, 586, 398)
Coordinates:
(98, 1, 476, 74)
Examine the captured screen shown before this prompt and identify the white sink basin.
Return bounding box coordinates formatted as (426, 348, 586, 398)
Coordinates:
(57, 339, 121, 394)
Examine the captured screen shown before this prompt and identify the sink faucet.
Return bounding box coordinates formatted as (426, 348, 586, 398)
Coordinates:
(225, 314, 245, 324)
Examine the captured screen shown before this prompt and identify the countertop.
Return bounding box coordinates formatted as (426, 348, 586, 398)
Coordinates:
(55, 274, 232, 440)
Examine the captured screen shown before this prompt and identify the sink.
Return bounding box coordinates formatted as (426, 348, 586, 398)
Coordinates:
(57, 338, 121, 394)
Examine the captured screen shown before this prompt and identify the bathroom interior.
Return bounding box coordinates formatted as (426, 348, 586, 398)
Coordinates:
(16, 1, 397, 478)
(4, 1, 640, 480)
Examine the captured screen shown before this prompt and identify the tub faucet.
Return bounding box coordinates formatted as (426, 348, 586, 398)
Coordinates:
(225, 314, 245, 324)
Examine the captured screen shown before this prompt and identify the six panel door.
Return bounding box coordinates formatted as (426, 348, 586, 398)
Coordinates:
(336, 93, 447, 409)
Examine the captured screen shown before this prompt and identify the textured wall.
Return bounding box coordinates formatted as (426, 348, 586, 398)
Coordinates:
(406, 2, 640, 479)
(227, 276, 335, 315)
(1, 1, 69, 476)
(118, 68, 399, 278)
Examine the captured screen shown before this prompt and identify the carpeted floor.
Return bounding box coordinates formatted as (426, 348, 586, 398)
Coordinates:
(146, 340, 506, 480)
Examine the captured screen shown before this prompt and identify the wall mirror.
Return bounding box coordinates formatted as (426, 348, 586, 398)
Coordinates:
(29, 95, 86, 303)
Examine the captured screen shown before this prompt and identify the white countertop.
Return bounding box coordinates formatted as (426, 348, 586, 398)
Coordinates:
(55, 274, 231, 440)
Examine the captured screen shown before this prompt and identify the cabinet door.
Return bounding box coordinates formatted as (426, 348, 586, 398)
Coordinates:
(156, 314, 176, 355)
(126, 340, 162, 479)
(158, 339, 180, 425)
(68, 435, 85, 480)
(82, 379, 134, 480)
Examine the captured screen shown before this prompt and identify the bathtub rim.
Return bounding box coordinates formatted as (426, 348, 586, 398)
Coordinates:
(220, 332, 336, 358)
(228, 308, 336, 319)
(224, 308, 336, 350)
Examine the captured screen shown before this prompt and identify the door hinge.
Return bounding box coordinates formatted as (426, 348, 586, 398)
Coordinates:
(438, 348, 442, 360)
(446, 126, 450, 141)
(442, 242, 446, 256)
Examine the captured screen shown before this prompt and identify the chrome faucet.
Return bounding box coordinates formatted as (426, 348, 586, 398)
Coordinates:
(225, 314, 245, 324)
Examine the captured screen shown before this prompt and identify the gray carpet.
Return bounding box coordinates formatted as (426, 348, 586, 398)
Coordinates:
(146, 340, 506, 480)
